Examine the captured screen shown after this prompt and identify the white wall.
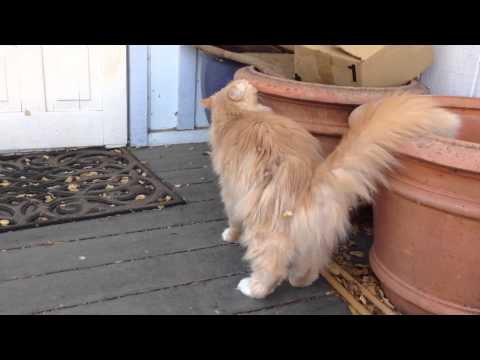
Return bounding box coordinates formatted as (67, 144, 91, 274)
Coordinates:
(421, 45, 480, 97)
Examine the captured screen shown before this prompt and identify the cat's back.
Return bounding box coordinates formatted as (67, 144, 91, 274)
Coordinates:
(247, 110, 324, 162)
(217, 108, 324, 173)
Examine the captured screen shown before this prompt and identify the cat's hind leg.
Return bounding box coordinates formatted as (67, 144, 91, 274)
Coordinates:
(237, 231, 292, 299)
(288, 253, 321, 288)
(222, 225, 242, 242)
(220, 188, 243, 242)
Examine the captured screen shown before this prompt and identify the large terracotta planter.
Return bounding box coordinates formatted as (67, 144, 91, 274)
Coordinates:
(371, 96, 480, 315)
(235, 66, 429, 155)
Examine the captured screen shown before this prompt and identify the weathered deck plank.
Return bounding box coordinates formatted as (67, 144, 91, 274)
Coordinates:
(133, 143, 210, 161)
(0, 220, 227, 282)
(0, 245, 245, 314)
(0, 197, 225, 251)
(49, 275, 345, 315)
(0, 143, 350, 315)
(136, 146, 211, 172)
(242, 296, 349, 315)
(156, 167, 217, 186)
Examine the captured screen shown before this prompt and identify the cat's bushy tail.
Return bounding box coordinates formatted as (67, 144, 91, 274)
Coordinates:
(310, 94, 461, 244)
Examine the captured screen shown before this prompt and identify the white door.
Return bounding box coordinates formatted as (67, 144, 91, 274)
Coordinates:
(0, 45, 127, 153)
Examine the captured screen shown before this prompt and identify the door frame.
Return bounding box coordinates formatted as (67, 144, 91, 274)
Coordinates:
(128, 45, 209, 147)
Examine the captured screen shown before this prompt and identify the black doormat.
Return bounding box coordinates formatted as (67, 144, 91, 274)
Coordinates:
(0, 148, 185, 233)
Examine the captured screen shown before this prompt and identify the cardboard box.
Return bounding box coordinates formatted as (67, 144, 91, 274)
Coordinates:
(294, 45, 433, 87)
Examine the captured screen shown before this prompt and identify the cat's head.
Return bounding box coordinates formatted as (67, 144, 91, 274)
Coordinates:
(201, 80, 260, 122)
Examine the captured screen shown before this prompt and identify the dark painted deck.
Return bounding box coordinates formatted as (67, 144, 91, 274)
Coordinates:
(0, 143, 350, 315)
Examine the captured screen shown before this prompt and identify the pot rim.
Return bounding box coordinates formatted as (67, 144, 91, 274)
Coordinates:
(401, 135, 480, 174)
(236, 66, 480, 174)
(234, 66, 429, 105)
(433, 95, 480, 110)
(400, 96, 480, 174)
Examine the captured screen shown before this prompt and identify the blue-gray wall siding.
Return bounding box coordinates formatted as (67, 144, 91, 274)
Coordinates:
(128, 45, 209, 147)
(128, 45, 149, 147)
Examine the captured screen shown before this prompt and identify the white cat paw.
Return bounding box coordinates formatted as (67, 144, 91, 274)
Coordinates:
(222, 227, 237, 242)
(237, 277, 253, 297)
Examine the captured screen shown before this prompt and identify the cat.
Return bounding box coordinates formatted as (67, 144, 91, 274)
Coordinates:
(201, 79, 461, 299)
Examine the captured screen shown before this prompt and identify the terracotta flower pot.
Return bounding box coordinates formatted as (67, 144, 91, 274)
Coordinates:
(235, 66, 430, 155)
(371, 96, 480, 315)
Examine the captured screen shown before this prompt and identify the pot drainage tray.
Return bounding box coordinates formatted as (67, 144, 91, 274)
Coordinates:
(0, 147, 185, 232)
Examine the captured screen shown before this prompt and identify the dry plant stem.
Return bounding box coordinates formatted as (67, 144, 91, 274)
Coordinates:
(320, 270, 371, 315)
(348, 305, 360, 315)
(328, 262, 397, 315)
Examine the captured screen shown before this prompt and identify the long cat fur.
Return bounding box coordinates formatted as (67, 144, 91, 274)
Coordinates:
(202, 79, 461, 299)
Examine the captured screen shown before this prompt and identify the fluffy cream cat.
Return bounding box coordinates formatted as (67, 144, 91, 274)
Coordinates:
(202, 79, 461, 299)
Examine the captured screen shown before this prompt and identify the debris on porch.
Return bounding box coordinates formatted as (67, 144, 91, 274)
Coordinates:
(0, 148, 183, 232)
(0, 143, 354, 315)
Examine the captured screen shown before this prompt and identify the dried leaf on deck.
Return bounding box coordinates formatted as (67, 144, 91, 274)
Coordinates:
(349, 251, 365, 258)
(68, 183, 80, 192)
(354, 263, 369, 268)
(359, 295, 368, 305)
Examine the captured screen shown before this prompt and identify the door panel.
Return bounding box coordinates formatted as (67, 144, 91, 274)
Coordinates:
(0, 46, 22, 113)
(0, 45, 127, 153)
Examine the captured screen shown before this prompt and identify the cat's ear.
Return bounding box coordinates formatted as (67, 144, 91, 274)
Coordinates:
(201, 97, 212, 109)
(227, 82, 247, 102)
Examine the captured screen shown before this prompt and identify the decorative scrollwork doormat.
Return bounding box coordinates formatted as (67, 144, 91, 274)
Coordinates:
(0, 148, 185, 233)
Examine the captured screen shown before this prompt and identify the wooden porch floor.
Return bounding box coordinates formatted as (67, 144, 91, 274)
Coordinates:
(0, 143, 350, 315)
